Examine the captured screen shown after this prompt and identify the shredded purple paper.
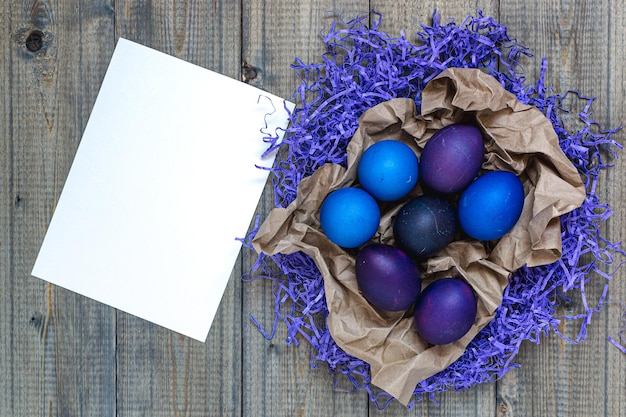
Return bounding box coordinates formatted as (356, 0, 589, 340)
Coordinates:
(240, 10, 625, 408)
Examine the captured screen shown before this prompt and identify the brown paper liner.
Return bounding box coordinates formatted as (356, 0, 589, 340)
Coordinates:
(252, 68, 586, 405)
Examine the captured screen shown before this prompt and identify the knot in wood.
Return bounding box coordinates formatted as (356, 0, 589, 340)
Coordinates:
(242, 62, 258, 83)
(25, 30, 45, 52)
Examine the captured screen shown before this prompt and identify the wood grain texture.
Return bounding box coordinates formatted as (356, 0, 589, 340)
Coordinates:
(371, 0, 499, 37)
(112, 1, 243, 417)
(1, 1, 14, 415)
(498, 1, 626, 416)
(240, 2, 369, 416)
(605, 2, 626, 416)
(1, 1, 625, 416)
(3, 1, 117, 417)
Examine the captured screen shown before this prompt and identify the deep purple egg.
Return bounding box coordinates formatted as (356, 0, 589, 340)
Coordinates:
(392, 195, 457, 258)
(420, 124, 485, 194)
(355, 244, 421, 312)
(413, 278, 477, 345)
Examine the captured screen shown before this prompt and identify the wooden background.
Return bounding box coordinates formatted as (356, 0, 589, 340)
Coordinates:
(2, 0, 625, 416)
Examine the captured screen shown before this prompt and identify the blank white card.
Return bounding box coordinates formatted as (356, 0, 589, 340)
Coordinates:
(31, 38, 294, 341)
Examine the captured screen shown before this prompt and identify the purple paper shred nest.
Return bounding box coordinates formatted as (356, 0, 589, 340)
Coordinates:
(240, 10, 625, 408)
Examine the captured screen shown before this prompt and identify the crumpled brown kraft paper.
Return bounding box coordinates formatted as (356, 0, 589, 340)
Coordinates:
(252, 68, 586, 406)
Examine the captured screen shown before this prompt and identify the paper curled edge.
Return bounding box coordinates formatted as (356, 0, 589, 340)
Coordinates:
(252, 68, 585, 405)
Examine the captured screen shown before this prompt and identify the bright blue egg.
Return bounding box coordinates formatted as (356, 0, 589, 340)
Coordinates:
(320, 187, 380, 248)
(458, 170, 524, 241)
(358, 140, 419, 201)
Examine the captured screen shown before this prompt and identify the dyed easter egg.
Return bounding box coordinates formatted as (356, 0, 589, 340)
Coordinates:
(355, 243, 421, 312)
(320, 187, 380, 248)
(413, 277, 477, 345)
(358, 140, 419, 201)
(419, 124, 485, 194)
(393, 195, 457, 258)
(458, 170, 524, 241)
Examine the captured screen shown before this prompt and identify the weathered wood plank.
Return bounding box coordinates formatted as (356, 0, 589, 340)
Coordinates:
(2, 1, 624, 417)
(2, 1, 117, 417)
(498, 1, 626, 416)
(372, 0, 499, 40)
(112, 1, 244, 416)
(116, 271, 242, 417)
(240, 2, 372, 416)
(1, 1, 15, 415)
(115, 0, 241, 76)
(242, 1, 370, 99)
(604, 3, 626, 416)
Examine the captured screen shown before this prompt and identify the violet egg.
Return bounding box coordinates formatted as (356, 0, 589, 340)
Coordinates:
(356, 244, 421, 312)
(393, 195, 457, 258)
(413, 277, 477, 345)
(358, 140, 419, 201)
(320, 187, 380, 248)
(419, 124, 485, 194)
(458, 170, 525, 241)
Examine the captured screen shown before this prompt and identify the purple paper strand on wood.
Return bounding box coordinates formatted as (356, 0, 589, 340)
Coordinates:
(240, 10, 624, 408)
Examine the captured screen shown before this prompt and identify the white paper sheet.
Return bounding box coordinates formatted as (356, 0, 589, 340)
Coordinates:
(31, 38, 294, 342)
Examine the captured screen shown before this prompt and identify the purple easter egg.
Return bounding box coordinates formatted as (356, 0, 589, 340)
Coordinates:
(356, 244, 421, 311)
(419, 124, 485, 194)
(413, 278, 477, 345)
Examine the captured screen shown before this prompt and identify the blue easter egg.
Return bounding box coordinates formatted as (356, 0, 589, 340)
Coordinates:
(458, 170, 525, 241)
(320, 187, 380, 248)
(393, 195, 457, 258)
(358, 140, 419, 201)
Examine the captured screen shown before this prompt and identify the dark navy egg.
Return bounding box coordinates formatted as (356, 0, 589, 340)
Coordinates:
(458, 170, 524, 241)
(393, 195, 457, 258)
(355, 244, 421, 312)
(413, 277, 477, 345)
(420, 124, 485, 194)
